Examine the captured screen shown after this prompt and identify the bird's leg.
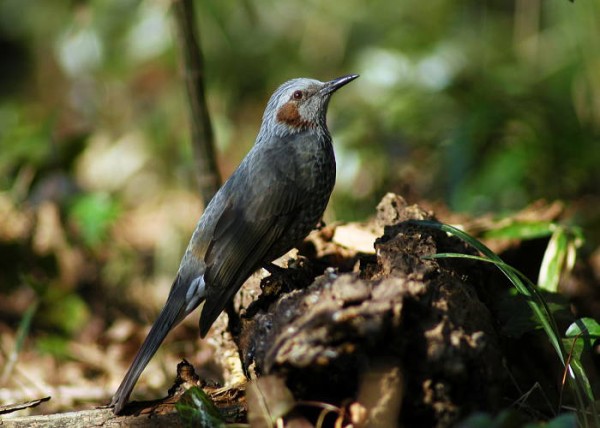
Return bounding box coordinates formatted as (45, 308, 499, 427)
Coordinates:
(261, 259, 314, 293)
(261, 261, 297, 295)
(225, 299, 241, 339)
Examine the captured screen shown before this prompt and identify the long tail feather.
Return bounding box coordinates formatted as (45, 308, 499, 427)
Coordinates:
(110, 275, 205, 414)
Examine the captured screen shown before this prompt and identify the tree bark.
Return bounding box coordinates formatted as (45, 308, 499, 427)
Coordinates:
(232, 194, 506, 427)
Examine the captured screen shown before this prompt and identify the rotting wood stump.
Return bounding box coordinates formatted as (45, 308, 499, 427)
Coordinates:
(230, 193, 505, 427)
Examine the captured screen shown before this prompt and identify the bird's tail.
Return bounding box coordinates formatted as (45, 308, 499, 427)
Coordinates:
(110, 275, 205, 414)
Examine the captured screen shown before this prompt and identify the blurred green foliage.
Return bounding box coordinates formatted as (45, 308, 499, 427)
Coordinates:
(39, 287, 90, 336)
(1, 0, 598, 217)
(35, 335, 72, 360)
(68, 192, 121, 247)
(0, 0, 598, 332)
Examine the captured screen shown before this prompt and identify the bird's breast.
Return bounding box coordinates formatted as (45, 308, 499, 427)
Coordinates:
(263, 133, 335, 260)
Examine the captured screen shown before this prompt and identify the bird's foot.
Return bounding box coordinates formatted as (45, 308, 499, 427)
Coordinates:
(261, 259, 315, 295)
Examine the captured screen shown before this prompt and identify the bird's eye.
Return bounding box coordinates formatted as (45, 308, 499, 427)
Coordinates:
(292, 90, 303, 100)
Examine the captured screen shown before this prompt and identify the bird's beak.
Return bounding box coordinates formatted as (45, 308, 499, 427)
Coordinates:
(320, 74, 359, 96)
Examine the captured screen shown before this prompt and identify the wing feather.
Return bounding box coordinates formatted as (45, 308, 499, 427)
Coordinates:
(199, 141, 301, 336)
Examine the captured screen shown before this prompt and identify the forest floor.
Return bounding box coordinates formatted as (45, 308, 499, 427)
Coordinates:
(0, 193, 598, 427)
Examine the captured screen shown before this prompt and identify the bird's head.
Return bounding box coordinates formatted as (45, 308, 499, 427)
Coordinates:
(261, 74, 359, 137)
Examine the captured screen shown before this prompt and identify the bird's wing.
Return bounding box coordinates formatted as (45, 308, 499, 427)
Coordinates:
(199, 144, 301, 337)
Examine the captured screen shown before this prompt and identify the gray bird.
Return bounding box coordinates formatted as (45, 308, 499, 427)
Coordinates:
(110, 74, 358, 415)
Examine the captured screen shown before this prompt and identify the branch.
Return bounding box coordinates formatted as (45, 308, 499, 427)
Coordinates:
(0, 408, 185, 428)
(171, 0, 221, 204)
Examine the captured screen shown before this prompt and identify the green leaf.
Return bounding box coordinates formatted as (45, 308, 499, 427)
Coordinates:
(176, 386, 226, 428)
(483, 220, 555, 240)
(566, 318, 600, 341)
(537, 226, 582, 293)
(561, 335, 594, 404)
(537, 227, 568, 292)
(564, 318, 600, 369)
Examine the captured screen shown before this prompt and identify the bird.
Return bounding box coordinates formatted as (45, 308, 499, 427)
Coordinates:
(110, 74, 359, 415)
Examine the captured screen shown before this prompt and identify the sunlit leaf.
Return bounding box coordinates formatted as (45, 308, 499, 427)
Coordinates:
(537, 226, 582, 293)
(565, 318, 600, 346)
(538, 227, 568, 292)
(566, 318, 600, 338)
(176, 386, 226, 427)
(483, 220, 555, 240)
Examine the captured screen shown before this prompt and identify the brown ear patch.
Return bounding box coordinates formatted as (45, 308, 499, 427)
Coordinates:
(276, 102, 313, 129)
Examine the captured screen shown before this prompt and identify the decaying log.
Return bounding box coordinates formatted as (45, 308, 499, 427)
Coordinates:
(0, 408, 184, 428)
(233, 193, 505, 427)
